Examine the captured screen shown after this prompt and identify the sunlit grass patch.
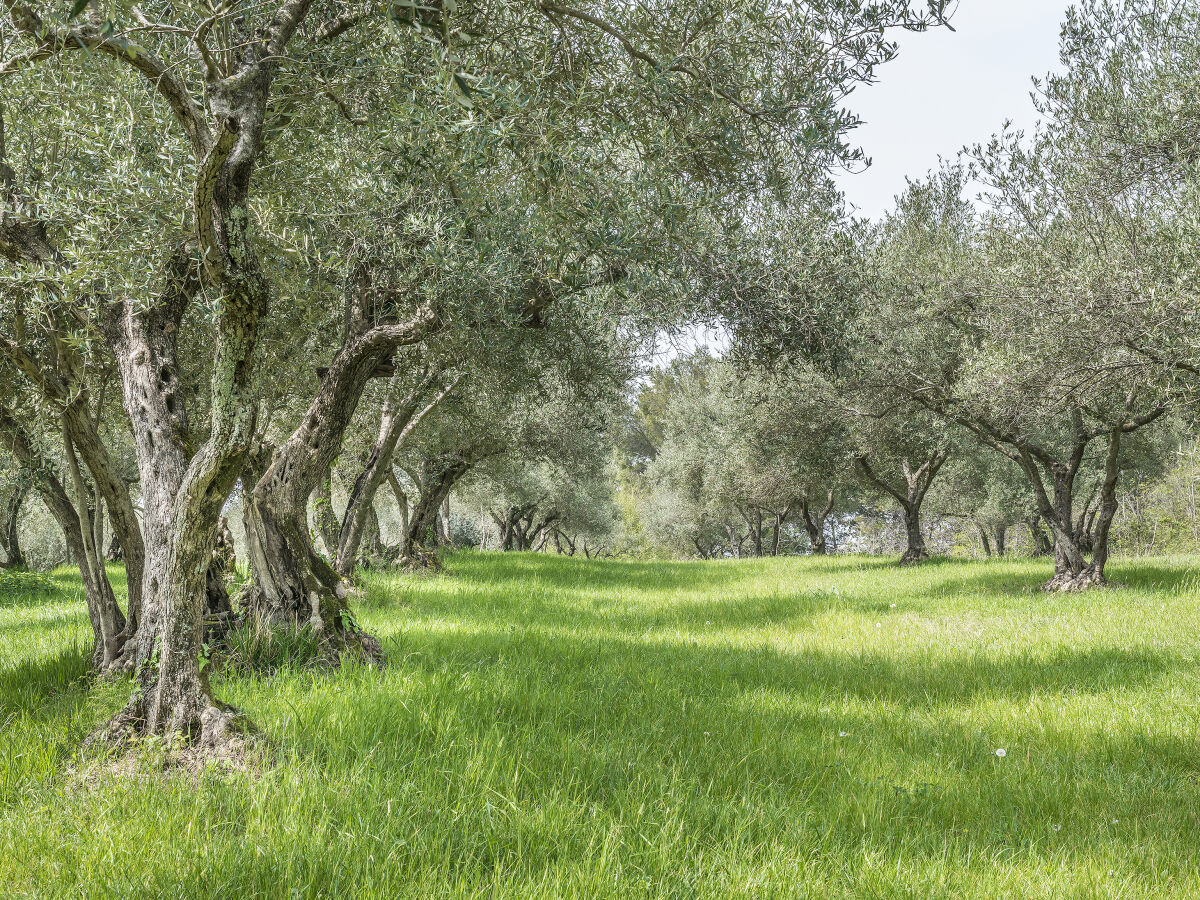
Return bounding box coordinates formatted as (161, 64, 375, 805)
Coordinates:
(2, 552, 1200, 897)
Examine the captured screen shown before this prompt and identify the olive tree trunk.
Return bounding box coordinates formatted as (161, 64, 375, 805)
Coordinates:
(0, 410, 125, 668)
(0, 481, 27, 569)
(402, 453, 478, 566)
(334, 375, 456, 576)
(242, 298, 436, 652)
(856, 451, 949, 565)
(797, 489, 834, 555)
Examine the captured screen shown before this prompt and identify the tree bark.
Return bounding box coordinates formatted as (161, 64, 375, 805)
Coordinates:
(797, 490, 833, 555)
(977, 524, 992, 557)
(1027, 516, 1053, 556)
(311, 469, 341, 561)
(770, 511, 784, 557)
(242, 290, 437, 641)
(402, 453, 476, 566)
(0, 481, 27, 569)
(0, 410, 124, 668)
(387, 470, 411, 537)
(334, 375, 455, 576)
(856, 452, 947, 565)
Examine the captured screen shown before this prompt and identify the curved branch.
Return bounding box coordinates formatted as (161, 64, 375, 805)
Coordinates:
(3, 4, 212, 157)
(193, 119, 239, 282)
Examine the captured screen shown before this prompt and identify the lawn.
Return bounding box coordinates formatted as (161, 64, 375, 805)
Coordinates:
(2, 552, 1200, 898)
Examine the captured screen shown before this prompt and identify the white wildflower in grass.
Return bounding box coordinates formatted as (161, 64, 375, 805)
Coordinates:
(890, 603, 897, 609)
(995, 748, 1007, 758)
(839, 731, 849, 738)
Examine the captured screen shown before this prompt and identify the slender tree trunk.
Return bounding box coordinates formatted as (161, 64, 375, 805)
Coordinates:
(62, 427, 127, 668)
(387, 471, 410, 537)
(0, 482, 27, 569)
(797, 491, 832, 556)
(402, 454, 475, 566)
(993, 524, 1007, 557)
(1084, 429, 1122, 586)
(334, 376, 455, 576)
(899, 502, 929, 564)
(1028, 516, 1053, 556)
(0, 411, 124, 669)
(977, 524, 992, 557)
(440, 495, 452, 545)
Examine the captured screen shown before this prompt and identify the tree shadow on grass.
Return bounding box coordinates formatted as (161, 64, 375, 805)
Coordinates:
(0, 640, 91, 716)
(1105, 561, 1200, 594)
(438, 552, 752, 594)
(267, 617, 1199, 885)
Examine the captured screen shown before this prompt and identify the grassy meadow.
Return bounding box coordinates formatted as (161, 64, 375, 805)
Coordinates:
(3, 552, 1200, 898)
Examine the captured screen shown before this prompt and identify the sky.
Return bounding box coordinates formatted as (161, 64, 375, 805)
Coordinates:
(836, 0, 1074, 221)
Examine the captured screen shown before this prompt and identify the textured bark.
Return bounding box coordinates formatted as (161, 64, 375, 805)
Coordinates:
(992, 524, 1007, 557)
(440, 495, 452, 544)
(311, 470, 341, 560)
(1042, 428, 1123, 591)
(0, 481, 27, 569)
(241, 444, 373, 654)
(1027, 516, 1053, 556)
(241, 285, 436, 641)
(62, 426, 127, 667)
(386, 470, 410, 537)
(205, 519, 236, 643)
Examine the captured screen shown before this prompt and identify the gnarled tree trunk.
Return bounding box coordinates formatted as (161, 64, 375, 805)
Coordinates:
(402, 452, 477, 566)
(241, 295, 436, 651)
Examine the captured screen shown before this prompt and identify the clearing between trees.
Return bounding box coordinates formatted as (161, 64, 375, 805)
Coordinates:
(3, 552, 1199, 899)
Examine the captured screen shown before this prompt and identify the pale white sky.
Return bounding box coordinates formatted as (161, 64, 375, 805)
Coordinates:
(837, 1, 1074, 221)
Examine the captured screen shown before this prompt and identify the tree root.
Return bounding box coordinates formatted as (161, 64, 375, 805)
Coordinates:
(1044, 570, 1107, 592)
(84, 695, 259, 776)
(397, 546, 444, 572)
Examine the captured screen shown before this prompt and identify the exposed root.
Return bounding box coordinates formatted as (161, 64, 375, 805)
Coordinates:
(83, 696, 261, 777)
(219, 615, 385, 675)
(1044, 570, 1107, 592)
(398, 546, 444, 572)
(898, 549, 930, 566)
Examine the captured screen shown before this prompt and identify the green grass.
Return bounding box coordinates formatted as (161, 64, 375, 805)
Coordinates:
(3, 552, 1200, 898)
